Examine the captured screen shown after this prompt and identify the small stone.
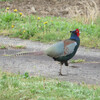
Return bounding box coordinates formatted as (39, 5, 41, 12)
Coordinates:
(30, 6, 37, 14)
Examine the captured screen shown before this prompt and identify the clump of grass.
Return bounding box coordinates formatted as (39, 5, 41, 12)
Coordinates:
(0, 0, 12, 1)
(0, 8, 100, 48)
(70, 59, 85, 63)
(12, 45, 26, 49)
(0, 71, 100, 100)
(0, 45, 7, 49)
(0, 44, 26, 49)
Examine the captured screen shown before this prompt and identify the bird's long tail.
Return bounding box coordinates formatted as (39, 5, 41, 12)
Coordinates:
(3, 51, 45, 57)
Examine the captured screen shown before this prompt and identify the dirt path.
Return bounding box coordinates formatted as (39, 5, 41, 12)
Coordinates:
(0, 36, 100, 85)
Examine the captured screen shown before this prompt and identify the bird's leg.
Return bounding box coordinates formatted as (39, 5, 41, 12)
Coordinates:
(65, 61, 68, 66)
(59, 62, 63, 76)
(65, 61, 69, 75)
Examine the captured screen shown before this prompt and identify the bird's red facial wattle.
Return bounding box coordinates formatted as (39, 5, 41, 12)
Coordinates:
(76, 32, 80, 37)
(75, 29, 80, 37)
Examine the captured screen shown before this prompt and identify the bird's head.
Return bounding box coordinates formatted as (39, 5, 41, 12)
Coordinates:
(70, 29, 80, 37)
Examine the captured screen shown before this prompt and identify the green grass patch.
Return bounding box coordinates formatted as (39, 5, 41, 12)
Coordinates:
(0, 44, 26, 49)
(0, 71, 100, 100)
(12, 45, 26, 49)
(0, 0, 12, 2)
(70, 59, 85, 63)
(0, 9, 100, 48)
(0, 45, 7, 49)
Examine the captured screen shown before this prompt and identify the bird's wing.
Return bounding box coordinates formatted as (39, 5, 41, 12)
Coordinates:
(46, 40, 77, 58)
(63, 40, 77, 56)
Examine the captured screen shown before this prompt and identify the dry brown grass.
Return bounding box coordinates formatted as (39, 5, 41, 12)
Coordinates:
(0, 0, 99, 21)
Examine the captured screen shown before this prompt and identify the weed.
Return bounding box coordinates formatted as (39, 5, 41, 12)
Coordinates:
(0, 10, 100, 48)
(70, 59, 85, 63)
(23, 72, 29, 78)
(0, 44, 26, 49)
(0, 45, 7, 49)
(0, 0, 12, 1)
(12, 45, 26, 49)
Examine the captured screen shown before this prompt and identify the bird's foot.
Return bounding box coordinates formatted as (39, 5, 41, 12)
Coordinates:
(59, 72, 69, 76)
(59, 72, 63, 76)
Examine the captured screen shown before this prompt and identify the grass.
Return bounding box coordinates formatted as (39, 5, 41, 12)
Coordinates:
(0, 0, 12, 1)
(12, 45, 26, 49)
(0, 9, 100, 48)
(0, 45, 7, 49)
(70, 59, 85, 63)
(0, 71, 100, 100)
(0, 44, 26, 49)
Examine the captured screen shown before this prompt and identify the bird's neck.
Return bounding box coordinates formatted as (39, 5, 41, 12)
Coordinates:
(70, 34, 80, 42)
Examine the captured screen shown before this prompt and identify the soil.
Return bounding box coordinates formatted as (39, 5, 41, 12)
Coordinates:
(0, 36, 100, 85)
(0, 0, 100, 18)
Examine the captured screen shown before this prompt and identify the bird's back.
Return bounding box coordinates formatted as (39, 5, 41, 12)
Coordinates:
(45, 41, 64, 57)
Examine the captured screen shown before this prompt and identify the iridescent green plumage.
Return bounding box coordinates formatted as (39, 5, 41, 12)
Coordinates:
(46, 31, 80, 65)
(46, 29, 80, 75)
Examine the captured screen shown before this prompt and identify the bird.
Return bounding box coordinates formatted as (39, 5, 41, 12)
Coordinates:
(45, 28, 80, 75)
(5, 29, 80, 75)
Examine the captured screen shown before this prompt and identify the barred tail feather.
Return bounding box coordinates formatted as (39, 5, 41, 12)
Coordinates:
(4, 51, 45, 57)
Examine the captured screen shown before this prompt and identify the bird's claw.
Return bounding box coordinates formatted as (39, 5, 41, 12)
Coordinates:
(59, 72, 63, 76)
